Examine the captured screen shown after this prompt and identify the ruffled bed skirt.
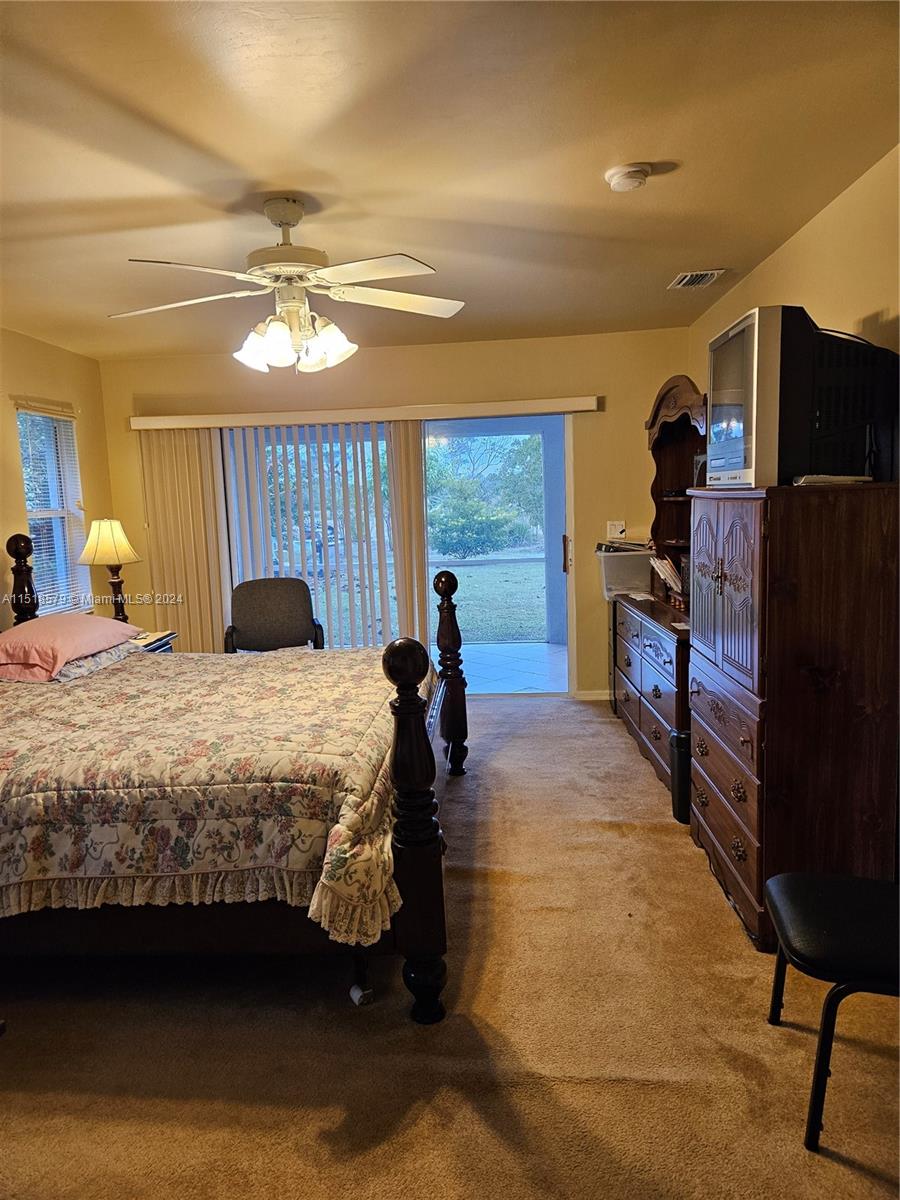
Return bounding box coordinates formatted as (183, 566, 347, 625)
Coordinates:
(0, 869, 402, 948)
(309, 878, 402, 946)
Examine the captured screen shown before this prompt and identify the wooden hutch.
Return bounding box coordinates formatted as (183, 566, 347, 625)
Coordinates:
(610, 375, 706, 819)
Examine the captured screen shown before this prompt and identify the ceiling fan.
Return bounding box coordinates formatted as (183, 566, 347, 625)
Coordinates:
(109, 197, 465, 374)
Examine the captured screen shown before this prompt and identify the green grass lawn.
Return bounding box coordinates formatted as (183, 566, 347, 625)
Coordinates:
(433, 559, 546, 642)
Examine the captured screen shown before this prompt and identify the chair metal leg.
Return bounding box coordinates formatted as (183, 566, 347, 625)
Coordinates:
(804, 982, 856, 1152)
(768, 943, 788, 1026)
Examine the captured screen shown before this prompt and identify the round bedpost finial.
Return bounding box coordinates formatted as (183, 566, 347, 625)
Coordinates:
(382, 637, 430, 690)
(6, 533, 33, 561)
(433, 570, 458, 599)
(6, 532, 38, 623)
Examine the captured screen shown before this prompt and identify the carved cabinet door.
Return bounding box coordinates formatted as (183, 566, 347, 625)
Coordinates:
(690, 497, 719, 667)
(719, 498, 765, 694)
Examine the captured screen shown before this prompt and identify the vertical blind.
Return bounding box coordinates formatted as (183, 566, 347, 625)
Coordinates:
(221, 423, 397, 648)
(16, 410, 90, 613)
(139, 428, 228, 652)
(386, 419, 429, 643)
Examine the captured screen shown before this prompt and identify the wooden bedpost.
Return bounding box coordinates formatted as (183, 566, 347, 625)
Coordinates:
(383, 637, 447, 1024)
(6, 534, 38, 624)
(433, 570, 469, 776)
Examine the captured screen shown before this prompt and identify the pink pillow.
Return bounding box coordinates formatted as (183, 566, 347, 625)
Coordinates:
(0, 613, 143, 682)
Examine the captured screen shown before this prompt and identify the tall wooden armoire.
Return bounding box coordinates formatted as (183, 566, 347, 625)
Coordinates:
(687, 483, 898, 948)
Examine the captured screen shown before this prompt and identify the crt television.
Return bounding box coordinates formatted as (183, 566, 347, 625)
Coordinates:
(707, 305, 898, 487)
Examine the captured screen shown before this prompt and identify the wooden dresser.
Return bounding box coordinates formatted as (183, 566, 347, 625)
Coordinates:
(612, 596, 691, 810)
(687, 483, 898, 948)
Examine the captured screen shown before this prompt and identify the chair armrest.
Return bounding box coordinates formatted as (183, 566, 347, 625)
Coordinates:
(312, 619, 325, 650)
(224, 625, 236, 653)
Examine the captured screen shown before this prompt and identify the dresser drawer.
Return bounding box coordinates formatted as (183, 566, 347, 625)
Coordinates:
(641, 657, 677, 730)
(688, 656, 762, 773)
(690, 715, 760, 835)
(690, 806, 767, 945)
(616, 604, 642, 649)
(614, 668, 639, 724)
(690, 763, 759, 899)
(640, 700, 671, 782)
(616, 634, 641, 691)
(639, 697, 669, 752)
(640, 623, 676, 682)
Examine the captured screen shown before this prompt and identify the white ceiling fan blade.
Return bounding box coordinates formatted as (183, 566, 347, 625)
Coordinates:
(309, 254, 435, 286)
(329, 285, 464, 318)
(109, 287, 273, 319)
(129, 258, 265, 285)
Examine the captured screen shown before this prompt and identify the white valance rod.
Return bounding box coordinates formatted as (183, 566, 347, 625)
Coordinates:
(129, 395, 602, 431)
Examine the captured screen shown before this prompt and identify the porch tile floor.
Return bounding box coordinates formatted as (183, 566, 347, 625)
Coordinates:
(432, 640, 568, 694)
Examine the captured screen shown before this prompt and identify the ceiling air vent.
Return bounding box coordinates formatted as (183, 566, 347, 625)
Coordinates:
(668, 269, 726, 290)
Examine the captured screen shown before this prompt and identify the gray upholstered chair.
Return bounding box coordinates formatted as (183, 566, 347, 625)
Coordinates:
(224, 578, 325, 653)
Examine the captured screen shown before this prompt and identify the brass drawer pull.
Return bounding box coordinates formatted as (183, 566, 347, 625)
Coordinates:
(651, 684, 662, 699)
(689, 683, 701, 697)
(650, 726, 662, 742)
(631, 631, 640, 640)
(739, 735, 751, 747)
(730, 779, 747, 804)
(695, 736, 709, 757)
(624, 654, 632, 668)
(730, 837, 747, 863)
(694, 788, 709, 807)
(622, 689, 631, 704)
(663, 656, 672, 666)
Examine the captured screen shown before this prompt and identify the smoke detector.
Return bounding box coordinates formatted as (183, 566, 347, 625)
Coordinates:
(604, 163, 652, 192)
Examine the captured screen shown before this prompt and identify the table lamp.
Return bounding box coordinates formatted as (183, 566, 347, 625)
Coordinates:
(78, 519, 141, 622)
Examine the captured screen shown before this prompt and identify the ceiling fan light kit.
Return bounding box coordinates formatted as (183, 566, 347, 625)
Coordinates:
(112, 196, 463, 376)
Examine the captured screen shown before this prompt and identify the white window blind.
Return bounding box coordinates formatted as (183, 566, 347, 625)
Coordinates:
(16, 410, 90, 613)
(221, 423, 397, 648)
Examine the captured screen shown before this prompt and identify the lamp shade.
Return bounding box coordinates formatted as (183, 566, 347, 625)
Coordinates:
(232, 323, 270, 372)
(315, 316, 358, 367)
(261, 318, 297, 368)
(78, 519, 141, 566)
(295, 335, 328, 373)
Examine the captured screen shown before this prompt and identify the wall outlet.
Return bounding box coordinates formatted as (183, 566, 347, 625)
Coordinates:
(607, 520, 626, 539)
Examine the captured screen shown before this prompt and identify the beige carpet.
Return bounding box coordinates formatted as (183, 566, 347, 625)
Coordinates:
(1, 698, 897, 1200)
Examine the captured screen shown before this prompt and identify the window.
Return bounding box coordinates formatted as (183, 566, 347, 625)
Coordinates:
(221, 423, 398, 648)
(17, 410, 90, 613)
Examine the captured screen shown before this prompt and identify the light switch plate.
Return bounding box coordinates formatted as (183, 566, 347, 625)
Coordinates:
(607, 520, 626, 539)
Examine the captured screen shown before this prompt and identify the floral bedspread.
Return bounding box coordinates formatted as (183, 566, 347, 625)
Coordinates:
(0, 647, 435, 946)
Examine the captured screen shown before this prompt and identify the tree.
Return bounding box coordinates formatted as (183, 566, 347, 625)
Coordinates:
(428, 478, 518, 559)
(496, 434, 544, 532)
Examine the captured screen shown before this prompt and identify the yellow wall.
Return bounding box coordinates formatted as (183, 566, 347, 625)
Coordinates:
(688, 147, 899, 380)
(5, 147, 895, 681)
(0, 328, 113, 627)
(100, 327, 689, 692)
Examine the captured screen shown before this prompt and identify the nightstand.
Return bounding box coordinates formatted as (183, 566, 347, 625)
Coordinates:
(130, 630, 178, 653)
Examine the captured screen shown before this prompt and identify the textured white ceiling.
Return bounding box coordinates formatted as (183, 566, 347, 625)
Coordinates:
(0, 1, 896, 359)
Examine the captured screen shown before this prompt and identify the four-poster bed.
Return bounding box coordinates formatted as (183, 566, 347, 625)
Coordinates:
(0, 534, 469, 1026)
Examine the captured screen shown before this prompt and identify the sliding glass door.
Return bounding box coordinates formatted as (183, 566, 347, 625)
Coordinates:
(424, 414, 567, 693)
(221, 424, 397, 647)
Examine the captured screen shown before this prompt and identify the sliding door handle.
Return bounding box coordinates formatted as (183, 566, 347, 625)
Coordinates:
(562, 533, 569, 574)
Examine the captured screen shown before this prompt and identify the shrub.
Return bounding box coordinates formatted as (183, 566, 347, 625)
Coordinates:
(428, 479, 518, 559)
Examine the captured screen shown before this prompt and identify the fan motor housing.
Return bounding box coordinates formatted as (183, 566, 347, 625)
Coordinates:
(245, 244, 330, 279)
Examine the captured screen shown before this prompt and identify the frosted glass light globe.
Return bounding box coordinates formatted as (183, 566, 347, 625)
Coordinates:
(262, 318, 298, 368)
(232, 324, 270, 372)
